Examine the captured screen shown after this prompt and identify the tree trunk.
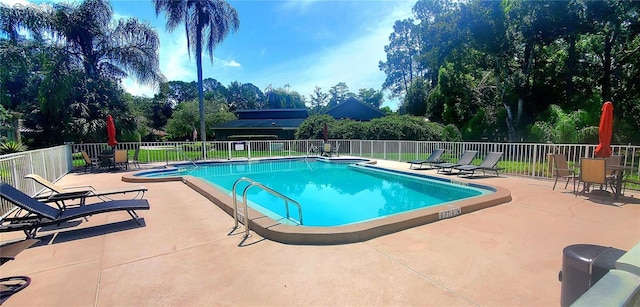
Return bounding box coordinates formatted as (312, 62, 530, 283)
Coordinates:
(503, 95, 517, 142)
(601, 32, 613, 101)
(195, 27, 206, 158)
(565, 34, 576, 102)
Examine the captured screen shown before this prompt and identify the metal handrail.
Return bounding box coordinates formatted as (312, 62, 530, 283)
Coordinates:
(304, 144, 317, 171)
(175, 145, 198, 167)
(231, 177, 303, 239)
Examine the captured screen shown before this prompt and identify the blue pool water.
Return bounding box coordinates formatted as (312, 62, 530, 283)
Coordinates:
(142, 159, 491, 227)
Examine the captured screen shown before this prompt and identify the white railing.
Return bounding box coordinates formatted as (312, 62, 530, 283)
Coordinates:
(0, 145, 71, 214)
(1, 140, 638, 215)
(70, 140, 640, 178)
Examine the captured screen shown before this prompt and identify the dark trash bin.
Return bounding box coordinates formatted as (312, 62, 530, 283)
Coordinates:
(558, 244, 626, 307)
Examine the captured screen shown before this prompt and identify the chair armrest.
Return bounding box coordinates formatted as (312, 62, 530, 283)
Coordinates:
(555, 168, 576, 175)
(45, 191, 92, 202)
(63, 185, 96, 191)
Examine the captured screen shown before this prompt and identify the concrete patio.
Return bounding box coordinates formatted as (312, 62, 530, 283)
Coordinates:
(1, 159, 639, 306)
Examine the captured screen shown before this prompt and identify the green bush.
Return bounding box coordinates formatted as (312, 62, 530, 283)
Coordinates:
(296, 115, 456, 141)
(0, 141, 27, 154)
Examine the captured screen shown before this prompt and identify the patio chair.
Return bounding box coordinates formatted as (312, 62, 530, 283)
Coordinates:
(434, 150, 478, 174)
(454, 152, 504, 177)
(129, 147, 141, 169)
(576, 158, 607, 200)
(0, 183, 149, 239)
(322, 143, 332, 157)
(114, 150, 128, 170)
(408, 149, 445, 170)
(331, 143, 340, 157)
(98, 154, 114, 170)
(80, 151, 99, 173)
(24, 174, 147, 209)
(605, 155, 622, 192)
(0, 238, 39, 304)
(552, 154, 579, 191)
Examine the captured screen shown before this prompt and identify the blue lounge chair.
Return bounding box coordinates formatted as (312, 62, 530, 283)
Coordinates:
(0, 239, 39, 304)
(408, 149, 445, 169)
(25, 174, 146, 209)
(454, 152, 504, 177)
(0, 183, 149, 239)
(434, 150, 478, 174)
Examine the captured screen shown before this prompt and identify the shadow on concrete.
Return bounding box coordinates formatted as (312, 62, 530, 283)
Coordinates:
(35, 219, 146, 244)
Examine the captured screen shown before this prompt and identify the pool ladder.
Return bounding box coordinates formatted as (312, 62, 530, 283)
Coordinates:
(174, 145, 198, 168)
(304, 144, 317, 171)
(231, 177, 303, 240)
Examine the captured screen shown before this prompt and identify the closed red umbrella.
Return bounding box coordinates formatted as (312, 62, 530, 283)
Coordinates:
(594, 101, 613, 158)
(106, 115, 117, 149)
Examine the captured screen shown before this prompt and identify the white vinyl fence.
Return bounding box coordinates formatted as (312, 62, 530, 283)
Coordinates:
(72, 140, 640, 177)
(1, 140, 638, 215)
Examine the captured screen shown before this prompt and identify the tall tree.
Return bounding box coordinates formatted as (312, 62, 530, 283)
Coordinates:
(308, 86, 328, 114)
(379, 19, 423, 98)
(357, 88, 383, 109)
(227, 81, 265, 111)
(153, 0, 239, 142)
(265, 87, 306, 109)
(328, 82, 351, 108)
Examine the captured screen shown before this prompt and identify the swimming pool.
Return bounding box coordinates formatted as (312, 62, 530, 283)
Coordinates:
(142, 159, 489, 227)
(124, 157, 511, 244)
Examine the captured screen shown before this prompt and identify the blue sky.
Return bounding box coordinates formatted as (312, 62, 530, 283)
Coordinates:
(5, 0, 415, 109)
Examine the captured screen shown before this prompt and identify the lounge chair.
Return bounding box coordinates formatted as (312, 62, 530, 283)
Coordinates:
(454, 152, 504, 177)
(408, 149, 445, 169)
(0, 183, 149, 239)
(0, 239, 39, 304)
(434, 150, 478, 174)
(24, 174, 146, 209)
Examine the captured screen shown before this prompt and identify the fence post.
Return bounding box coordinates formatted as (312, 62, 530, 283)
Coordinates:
(203, 142, 208, 161)
(64, 142, 74, 172)
(383, 141, 387, 160)
(531, 144, 539, 177)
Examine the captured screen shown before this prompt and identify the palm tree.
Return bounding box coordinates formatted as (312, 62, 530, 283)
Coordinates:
(153, 0, 239, 142)
(47, 0, 164, 85)
(1, 0, 164, 145)
(0, 2, 48, 43)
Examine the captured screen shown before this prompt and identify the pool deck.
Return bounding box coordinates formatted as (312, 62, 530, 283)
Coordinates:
(1, 159, 639, 306)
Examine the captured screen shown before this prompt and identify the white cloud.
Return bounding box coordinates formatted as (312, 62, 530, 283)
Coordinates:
(248, 1, 414, 109)
(121, 79, 156, 98)
(5, 0, 411, 110)
(278, 0, 320, 13)
(158, 32, 195, 81)
(224, 60, 241, 67)
(122, 30, 243, 97)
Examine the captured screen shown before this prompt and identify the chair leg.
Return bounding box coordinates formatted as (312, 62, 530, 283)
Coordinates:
(553, 177, 559, 190)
